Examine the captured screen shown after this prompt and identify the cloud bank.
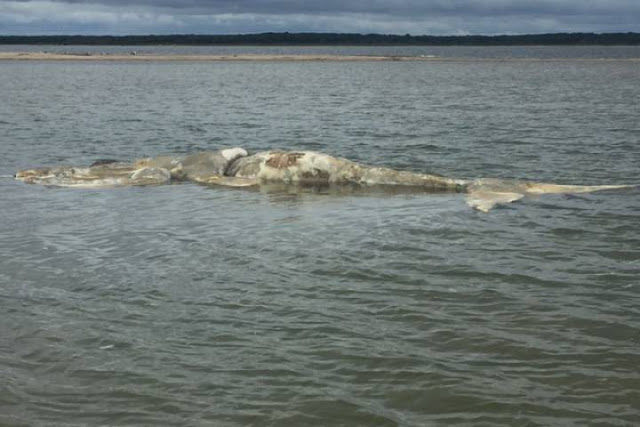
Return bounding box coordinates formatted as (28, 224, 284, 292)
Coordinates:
(1, 0, 639, 35)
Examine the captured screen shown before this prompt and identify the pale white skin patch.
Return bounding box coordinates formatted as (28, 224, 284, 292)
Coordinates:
(220, 147, 248, 162)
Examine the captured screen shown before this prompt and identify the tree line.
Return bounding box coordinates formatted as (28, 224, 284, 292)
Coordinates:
(1, 32, 639, 45)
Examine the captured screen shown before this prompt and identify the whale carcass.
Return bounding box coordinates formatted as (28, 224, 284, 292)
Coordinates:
(15, 148, 633, 212)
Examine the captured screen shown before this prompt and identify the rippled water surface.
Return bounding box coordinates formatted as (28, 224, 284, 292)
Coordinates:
(1, 47, 639, 426)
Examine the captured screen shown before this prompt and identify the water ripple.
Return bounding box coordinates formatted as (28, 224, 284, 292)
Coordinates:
(2, 56, 640, 425)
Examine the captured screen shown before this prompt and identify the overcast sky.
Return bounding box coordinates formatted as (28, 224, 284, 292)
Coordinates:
(2, 0, 640, 35)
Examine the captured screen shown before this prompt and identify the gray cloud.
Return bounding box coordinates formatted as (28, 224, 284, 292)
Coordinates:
(1, 0, 640, 35)
(11, 0, 640, 15)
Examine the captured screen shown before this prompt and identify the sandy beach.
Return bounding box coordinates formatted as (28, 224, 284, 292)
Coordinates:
(2, 51, 638, 62)
(0, 51, 434, 62)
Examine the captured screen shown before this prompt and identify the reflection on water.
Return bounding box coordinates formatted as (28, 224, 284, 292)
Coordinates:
(1, 50, 639, 425)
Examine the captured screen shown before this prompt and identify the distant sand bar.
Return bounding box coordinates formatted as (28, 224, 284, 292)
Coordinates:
(0, 52, 434, 62)
(1, 52, 638, 62)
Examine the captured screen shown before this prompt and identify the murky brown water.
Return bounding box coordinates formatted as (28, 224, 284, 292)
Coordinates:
(1, 47, 639, 425)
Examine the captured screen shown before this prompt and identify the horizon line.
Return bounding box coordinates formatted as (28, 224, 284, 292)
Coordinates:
(2, 31, 640, 37)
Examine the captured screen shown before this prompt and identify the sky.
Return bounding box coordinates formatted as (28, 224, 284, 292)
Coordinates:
(1, 0, 640, 36)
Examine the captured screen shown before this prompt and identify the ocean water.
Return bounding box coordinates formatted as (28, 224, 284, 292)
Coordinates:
(1, 48, 639, 426)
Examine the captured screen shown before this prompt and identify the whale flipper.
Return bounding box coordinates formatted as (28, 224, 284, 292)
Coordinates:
(128, 167, 171, 186)
(465, 190, 525, 213)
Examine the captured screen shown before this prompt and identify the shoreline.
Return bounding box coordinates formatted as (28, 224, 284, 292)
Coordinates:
(1, 52, 639, 62)
(0, 52, 430, 62)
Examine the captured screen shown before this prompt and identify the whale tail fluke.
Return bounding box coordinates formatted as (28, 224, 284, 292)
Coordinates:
(466, 178, 635, 212)
(520, 183, 633, 195)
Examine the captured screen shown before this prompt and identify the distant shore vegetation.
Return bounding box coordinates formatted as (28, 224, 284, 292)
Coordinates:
(1, 32, 640, 46)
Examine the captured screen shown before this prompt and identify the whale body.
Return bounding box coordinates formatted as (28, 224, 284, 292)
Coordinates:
(15, 148, 633, 212)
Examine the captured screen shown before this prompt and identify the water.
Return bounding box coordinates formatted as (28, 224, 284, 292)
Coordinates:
(1, 47, 639, 426)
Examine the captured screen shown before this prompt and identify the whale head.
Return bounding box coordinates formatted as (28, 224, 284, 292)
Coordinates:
(15, 167, 57, 184)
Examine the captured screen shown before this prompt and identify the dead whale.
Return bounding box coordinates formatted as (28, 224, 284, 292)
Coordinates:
(15, 148, 633, 212)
